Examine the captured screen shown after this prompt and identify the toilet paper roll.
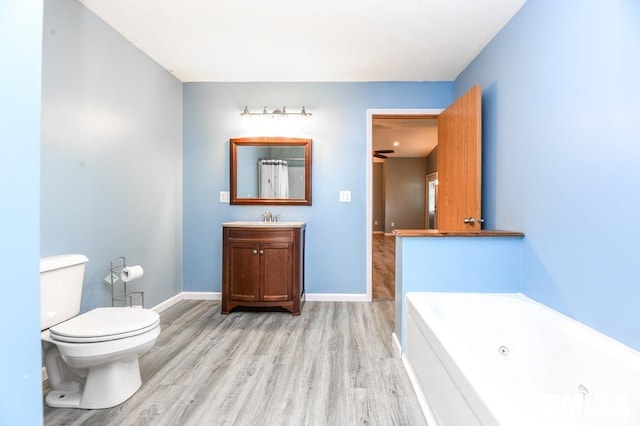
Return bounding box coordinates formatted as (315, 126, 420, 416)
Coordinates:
(120, 265, 144, 283)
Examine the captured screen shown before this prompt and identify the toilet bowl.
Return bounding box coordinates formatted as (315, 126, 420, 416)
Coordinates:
(42, 307, 160, 409)
(41, 254, 161, 409)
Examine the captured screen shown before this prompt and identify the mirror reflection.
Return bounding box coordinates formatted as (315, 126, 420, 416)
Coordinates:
(237, 146, 305, 199)
(230, 137, 312, 205)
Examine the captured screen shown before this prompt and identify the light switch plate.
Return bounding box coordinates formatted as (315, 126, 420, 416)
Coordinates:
(339, 190, 351, 202)
(220, 191, 230, 203)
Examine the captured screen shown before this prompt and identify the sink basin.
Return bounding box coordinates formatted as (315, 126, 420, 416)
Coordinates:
(222, 221, 306, 228)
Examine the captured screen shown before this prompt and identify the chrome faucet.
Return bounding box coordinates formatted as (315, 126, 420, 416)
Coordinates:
(262, 211, 278, 222)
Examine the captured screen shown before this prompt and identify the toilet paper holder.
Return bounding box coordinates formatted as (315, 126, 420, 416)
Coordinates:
(108, 256, 144, 308)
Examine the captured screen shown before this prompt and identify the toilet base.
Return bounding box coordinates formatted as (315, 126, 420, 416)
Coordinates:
(46, 357, 143, 409)
(42, 322, 160, 409)
(46, 389, 83, 408)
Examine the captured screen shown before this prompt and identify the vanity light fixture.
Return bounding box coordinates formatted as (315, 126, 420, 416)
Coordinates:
(240, 106, 312, 129)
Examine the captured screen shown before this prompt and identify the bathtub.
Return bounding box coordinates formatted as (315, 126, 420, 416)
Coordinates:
(404, 292, 640, 426)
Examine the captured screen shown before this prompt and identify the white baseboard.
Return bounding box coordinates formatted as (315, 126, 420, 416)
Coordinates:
(182, 292, 221, 300)
(392, 332, 402, 358)
(151, 293, 184, 313)
(305, 293, 370, 302)
(151, 292, 221, 313)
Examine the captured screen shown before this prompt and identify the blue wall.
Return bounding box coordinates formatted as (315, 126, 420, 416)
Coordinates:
(183, 83, 453, 295)
(0, 1, 44, 424)
(41, 0, 184, 310)
(455, 0, 640, 349)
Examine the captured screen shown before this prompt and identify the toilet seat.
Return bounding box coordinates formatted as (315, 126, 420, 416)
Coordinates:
(49, 307, 160, 343)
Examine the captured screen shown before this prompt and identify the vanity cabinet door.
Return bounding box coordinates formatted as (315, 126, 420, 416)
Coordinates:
(227, 241, 260, 302)
(260, 242, 293, 302)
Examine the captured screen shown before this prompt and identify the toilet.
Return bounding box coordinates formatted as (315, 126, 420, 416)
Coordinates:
(40, 254, 161, 409)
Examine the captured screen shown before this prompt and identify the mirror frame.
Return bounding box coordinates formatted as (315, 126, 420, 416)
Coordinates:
(230, 137, 312, 205)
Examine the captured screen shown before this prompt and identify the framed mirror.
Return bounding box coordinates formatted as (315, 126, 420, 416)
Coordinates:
(230, 137, 312, 205)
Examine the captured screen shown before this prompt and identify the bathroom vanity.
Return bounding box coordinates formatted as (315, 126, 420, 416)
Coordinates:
(221, 221, 305, 315)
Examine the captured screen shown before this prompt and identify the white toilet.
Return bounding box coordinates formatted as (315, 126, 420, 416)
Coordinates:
(40, 254, 161, 409)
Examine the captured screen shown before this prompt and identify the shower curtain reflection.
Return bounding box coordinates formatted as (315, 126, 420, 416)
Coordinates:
(259, 159, 289, 198)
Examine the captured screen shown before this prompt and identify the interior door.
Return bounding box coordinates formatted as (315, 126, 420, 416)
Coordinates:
(437, 85, 482, 231)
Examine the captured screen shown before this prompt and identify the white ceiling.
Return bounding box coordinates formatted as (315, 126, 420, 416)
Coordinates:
(77, 0, 527, 82)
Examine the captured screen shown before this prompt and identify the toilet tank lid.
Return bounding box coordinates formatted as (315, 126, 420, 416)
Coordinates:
(40, 254, 89, 273)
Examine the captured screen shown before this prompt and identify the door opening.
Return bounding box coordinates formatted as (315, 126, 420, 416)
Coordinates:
(366, 86, 483, 301)
(366, 109, 443, 301)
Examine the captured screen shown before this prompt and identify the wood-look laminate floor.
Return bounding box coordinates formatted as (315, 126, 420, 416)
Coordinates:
(372, 234, 395, 300)
(43, 300, 426, 426)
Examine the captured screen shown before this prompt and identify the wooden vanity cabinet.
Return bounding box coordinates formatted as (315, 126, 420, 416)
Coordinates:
(222, 224, 305, 315)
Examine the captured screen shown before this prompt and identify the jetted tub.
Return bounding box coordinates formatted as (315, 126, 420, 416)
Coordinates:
(404, 292, 640, 426)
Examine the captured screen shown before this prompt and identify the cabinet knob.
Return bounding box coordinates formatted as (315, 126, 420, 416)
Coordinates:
(259, 249, 264, 255)
(253, 249, 258, 255)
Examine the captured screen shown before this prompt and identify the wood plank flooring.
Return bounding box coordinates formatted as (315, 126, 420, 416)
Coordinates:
(43, 300, 426, 426)
(372, 234, 395, 300)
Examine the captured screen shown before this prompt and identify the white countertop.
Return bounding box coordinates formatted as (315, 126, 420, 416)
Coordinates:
(222, 221, 306, 228)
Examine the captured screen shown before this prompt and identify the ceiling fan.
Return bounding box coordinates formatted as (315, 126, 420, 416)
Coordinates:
(373, 149, 394, 159)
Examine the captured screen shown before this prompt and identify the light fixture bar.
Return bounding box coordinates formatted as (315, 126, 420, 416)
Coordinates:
(240, 106, 312, 118)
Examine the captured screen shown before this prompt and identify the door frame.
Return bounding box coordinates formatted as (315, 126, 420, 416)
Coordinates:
(426, 172, 438, 230)
(366, 108, 444, 301)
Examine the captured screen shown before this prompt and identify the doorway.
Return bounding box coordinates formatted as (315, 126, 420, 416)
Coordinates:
(366, 109, 443, 301)
(367, 86, 484, 301)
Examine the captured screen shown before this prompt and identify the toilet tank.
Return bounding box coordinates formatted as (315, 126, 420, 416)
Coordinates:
(40, 254, 89, 330)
